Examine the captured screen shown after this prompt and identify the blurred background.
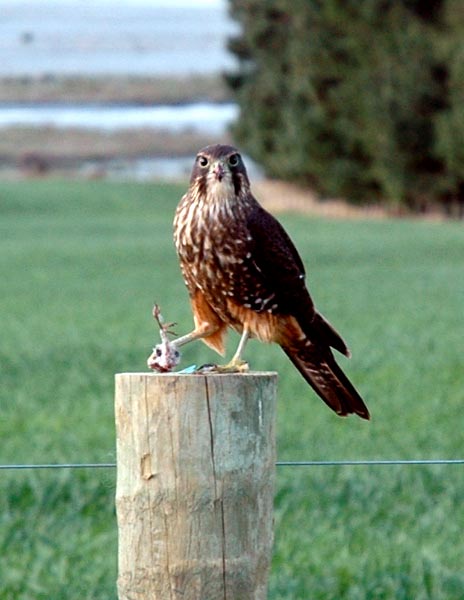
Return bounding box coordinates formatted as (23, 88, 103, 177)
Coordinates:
(2, 0, 463, 216)
(1, 0, 238, 180)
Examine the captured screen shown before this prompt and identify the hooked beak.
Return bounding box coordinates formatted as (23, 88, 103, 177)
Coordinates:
(213, 162, 225, 182)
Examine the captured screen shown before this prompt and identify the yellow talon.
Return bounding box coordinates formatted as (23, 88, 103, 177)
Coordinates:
(215, 359, 249, 373)
(197, 359, 249, 374)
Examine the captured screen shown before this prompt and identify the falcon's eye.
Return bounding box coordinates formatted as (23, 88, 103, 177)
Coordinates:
(198, 155, 209, 168)
(228, 154, 240, 167)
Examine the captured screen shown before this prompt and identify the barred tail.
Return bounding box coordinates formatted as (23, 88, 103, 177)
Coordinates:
(282, 344, 370, 420)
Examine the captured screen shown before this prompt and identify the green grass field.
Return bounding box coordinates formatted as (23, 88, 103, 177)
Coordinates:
(1, 180, 463, 599)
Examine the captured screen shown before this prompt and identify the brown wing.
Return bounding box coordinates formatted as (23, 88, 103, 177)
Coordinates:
(244, 203, 310, 313)
(239, 202, 349, 355)
(241, 203, 369, 419)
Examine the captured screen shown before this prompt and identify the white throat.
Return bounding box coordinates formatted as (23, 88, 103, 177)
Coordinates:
(207, 175, 235, 206)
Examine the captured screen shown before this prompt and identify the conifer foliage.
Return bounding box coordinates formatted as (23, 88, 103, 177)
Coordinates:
(226, 0, 464, 213)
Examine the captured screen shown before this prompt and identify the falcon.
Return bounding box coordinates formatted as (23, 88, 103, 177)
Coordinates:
(149, 144, 370, 420)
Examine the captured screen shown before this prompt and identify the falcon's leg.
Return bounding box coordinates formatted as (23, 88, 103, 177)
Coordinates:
(200, 328, 250, 373)
(231, 328, 249, 365)
(174, 322, 220, 348)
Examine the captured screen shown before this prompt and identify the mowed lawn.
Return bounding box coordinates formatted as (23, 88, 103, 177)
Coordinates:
(0, 180, 463, 599)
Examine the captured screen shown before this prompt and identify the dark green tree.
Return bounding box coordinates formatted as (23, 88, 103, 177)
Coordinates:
(226, 0, 461, 212)
(434, 0, 464, 216)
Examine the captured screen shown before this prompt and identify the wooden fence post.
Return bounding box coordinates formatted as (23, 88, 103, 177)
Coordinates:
(115, 372, 277, 600)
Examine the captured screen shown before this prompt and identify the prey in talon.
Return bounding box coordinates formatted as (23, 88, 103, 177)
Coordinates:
(147, 304, 181, 372)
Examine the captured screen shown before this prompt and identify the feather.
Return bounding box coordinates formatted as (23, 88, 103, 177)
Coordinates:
(282, 343, 370, 419)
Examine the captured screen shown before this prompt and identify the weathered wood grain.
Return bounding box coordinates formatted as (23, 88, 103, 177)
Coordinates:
(115, 372, 277, 600)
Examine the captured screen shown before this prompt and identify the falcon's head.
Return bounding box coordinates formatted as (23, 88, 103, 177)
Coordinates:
(189, 144, 250, 201)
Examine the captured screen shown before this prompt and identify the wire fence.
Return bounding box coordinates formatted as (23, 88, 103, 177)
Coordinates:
(1, 458, 464, 471)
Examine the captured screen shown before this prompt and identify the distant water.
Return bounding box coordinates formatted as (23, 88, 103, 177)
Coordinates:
(0, 0, 238, 76)
(83, 154, 264, 182)
(0, 0, 245, 179)
(0, 102, 238, 132)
